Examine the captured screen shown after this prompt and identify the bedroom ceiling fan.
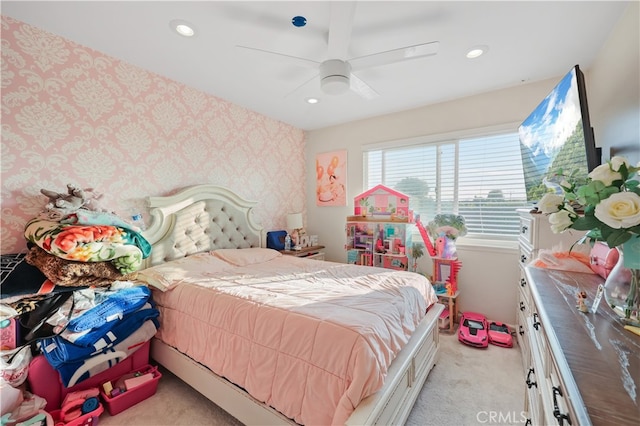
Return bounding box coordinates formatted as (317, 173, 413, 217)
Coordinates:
(237, 2, 439, 99)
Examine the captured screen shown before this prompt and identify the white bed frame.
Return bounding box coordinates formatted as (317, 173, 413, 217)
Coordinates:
(142, 184, 443, 425)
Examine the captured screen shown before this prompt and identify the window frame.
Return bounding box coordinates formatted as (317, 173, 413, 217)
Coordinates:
(361, 122, 526, 244)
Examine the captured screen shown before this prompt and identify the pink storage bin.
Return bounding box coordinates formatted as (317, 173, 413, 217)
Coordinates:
(50, 402, 104, 426)
(99, 364, 161, 416)
(28, 340, 150, 412)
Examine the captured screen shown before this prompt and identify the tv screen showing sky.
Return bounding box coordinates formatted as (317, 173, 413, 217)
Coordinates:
(518, 67, 590, 202)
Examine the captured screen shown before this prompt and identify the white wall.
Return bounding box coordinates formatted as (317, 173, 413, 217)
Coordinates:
(589, 1, 640, 166)
(304, 3, 639, 325)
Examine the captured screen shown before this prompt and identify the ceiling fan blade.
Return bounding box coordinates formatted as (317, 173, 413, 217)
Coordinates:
(350, 73, 379, 100)
(349, 41, 440, 71)
(284, 73, 320, 99)
(327, 1, 356, 59)
(236, 45, 319, 69)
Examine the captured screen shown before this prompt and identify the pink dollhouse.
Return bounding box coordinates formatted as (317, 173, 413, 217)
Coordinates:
(354, 185, 411, 222)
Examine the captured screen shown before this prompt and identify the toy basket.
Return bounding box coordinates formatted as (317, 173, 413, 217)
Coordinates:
(99, 364, 161, 416)
(50, 402, 104, 426)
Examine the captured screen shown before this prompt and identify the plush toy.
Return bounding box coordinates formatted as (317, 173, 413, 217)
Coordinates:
(435, 233, 458, 259)
(40, 184, 107, 215)
(67, 184, 106, 212)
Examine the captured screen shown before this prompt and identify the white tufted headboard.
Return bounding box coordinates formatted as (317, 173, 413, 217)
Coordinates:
(141, 185, 266, 267)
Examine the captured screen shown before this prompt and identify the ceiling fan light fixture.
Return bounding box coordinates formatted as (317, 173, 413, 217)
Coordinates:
(319, 59, 351, 95)
(321, 75, 350, 95)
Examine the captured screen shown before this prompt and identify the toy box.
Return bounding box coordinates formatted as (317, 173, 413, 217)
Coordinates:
(28, 340, 150, 412)
(50, 401, 104, 426)
(354, 185, 411, 222)
(99, 364, 161, 416)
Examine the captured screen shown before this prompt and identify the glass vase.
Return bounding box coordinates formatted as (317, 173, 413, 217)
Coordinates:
(603, 247, 640, 326)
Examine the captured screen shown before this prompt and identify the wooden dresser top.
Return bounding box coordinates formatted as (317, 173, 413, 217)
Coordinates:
(526, 267, 640, 425)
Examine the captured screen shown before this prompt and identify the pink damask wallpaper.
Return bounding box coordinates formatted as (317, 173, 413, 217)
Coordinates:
(0, 16, 306, 254)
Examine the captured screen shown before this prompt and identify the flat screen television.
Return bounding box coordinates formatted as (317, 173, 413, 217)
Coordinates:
(518, 64, 600, 204)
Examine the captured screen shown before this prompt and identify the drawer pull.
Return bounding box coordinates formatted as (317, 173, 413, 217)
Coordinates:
(519, 325, 525, 336)
(519, 301, 526, 311)
(552, 386, 572, 425)
(526, 368, 537, 389)
(521, 225, 528, 234)
(533, 313, 541, 331)
(520, 254, 528, 263)
(520, 278, 527, 287)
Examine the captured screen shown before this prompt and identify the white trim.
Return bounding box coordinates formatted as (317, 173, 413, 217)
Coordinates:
(362, 121, 521, 151)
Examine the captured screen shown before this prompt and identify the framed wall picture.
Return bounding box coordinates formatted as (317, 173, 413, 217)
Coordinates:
(316, 150, 347, 206)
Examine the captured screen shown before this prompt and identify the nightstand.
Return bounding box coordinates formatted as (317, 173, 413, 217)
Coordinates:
(280, 245, 325, 260)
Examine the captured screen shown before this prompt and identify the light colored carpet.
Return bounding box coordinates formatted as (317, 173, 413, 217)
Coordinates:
(99, 333, 524, 426)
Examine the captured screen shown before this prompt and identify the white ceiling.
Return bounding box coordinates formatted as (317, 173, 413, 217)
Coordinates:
(2, 1, 630, 131)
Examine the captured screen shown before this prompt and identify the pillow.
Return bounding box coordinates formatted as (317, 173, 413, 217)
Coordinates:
(136, 252, 230, 291)
(212, 248, 282, 267)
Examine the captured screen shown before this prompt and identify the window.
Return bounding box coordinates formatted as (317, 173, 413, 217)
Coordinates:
(363, 126, 528, 240)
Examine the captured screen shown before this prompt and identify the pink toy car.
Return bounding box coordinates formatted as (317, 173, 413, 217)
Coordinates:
(488, 321, 513, 348)
(458, 312, 489, 348)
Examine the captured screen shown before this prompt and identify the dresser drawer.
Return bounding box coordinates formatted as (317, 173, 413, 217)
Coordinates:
(519, 214, 534, 246)
(544, 366, 574, 426)
(528, 312, 550, 376)
(524, 363, 544, 426)
(517, 308, 530, 372)
(519, 244, 534, 268)
(518, 269, 532, 310)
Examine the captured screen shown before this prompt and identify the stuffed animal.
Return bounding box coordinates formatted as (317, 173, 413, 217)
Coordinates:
(67, 184, 106, 212)
(435, 233, 457, 259)
(40, 184, 107, 215)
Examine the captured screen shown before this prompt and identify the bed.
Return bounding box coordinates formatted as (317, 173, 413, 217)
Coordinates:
(139, 184, 443, 425)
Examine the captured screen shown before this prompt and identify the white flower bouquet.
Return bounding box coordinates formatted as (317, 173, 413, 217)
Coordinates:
(538, 156, 640, 248)
(538, 156, 640, 324)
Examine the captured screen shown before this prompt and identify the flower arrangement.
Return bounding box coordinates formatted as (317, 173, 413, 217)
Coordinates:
(538, 156, 640, 324)
(538, 156, 640, 248)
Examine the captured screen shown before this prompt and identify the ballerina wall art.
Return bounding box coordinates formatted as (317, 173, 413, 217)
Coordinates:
(316, 150, 347, 206)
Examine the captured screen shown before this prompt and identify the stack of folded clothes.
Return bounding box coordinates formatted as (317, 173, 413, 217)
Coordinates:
(38, 285, 159, 387)
(1, 185, 158, 421)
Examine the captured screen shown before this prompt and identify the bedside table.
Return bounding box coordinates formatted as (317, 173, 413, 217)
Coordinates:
(280, 245, 325, 260)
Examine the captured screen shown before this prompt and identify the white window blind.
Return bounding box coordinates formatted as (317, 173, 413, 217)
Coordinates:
(364, 130, 529, 239)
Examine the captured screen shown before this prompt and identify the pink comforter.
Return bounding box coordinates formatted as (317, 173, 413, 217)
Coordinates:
(148, 250, 437, 425)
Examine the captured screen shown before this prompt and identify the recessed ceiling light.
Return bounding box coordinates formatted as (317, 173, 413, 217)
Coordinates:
(466, 45, 488, 59)
(170, 20, 196, 37)
(306, 98, 319, 104)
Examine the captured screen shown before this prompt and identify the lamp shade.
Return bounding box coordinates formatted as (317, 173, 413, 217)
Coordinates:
(286, 213, 303, 230)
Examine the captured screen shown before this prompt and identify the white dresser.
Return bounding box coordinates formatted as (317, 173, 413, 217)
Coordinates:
(516, 209, 586, 369)
(516, 209, 639, 425)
